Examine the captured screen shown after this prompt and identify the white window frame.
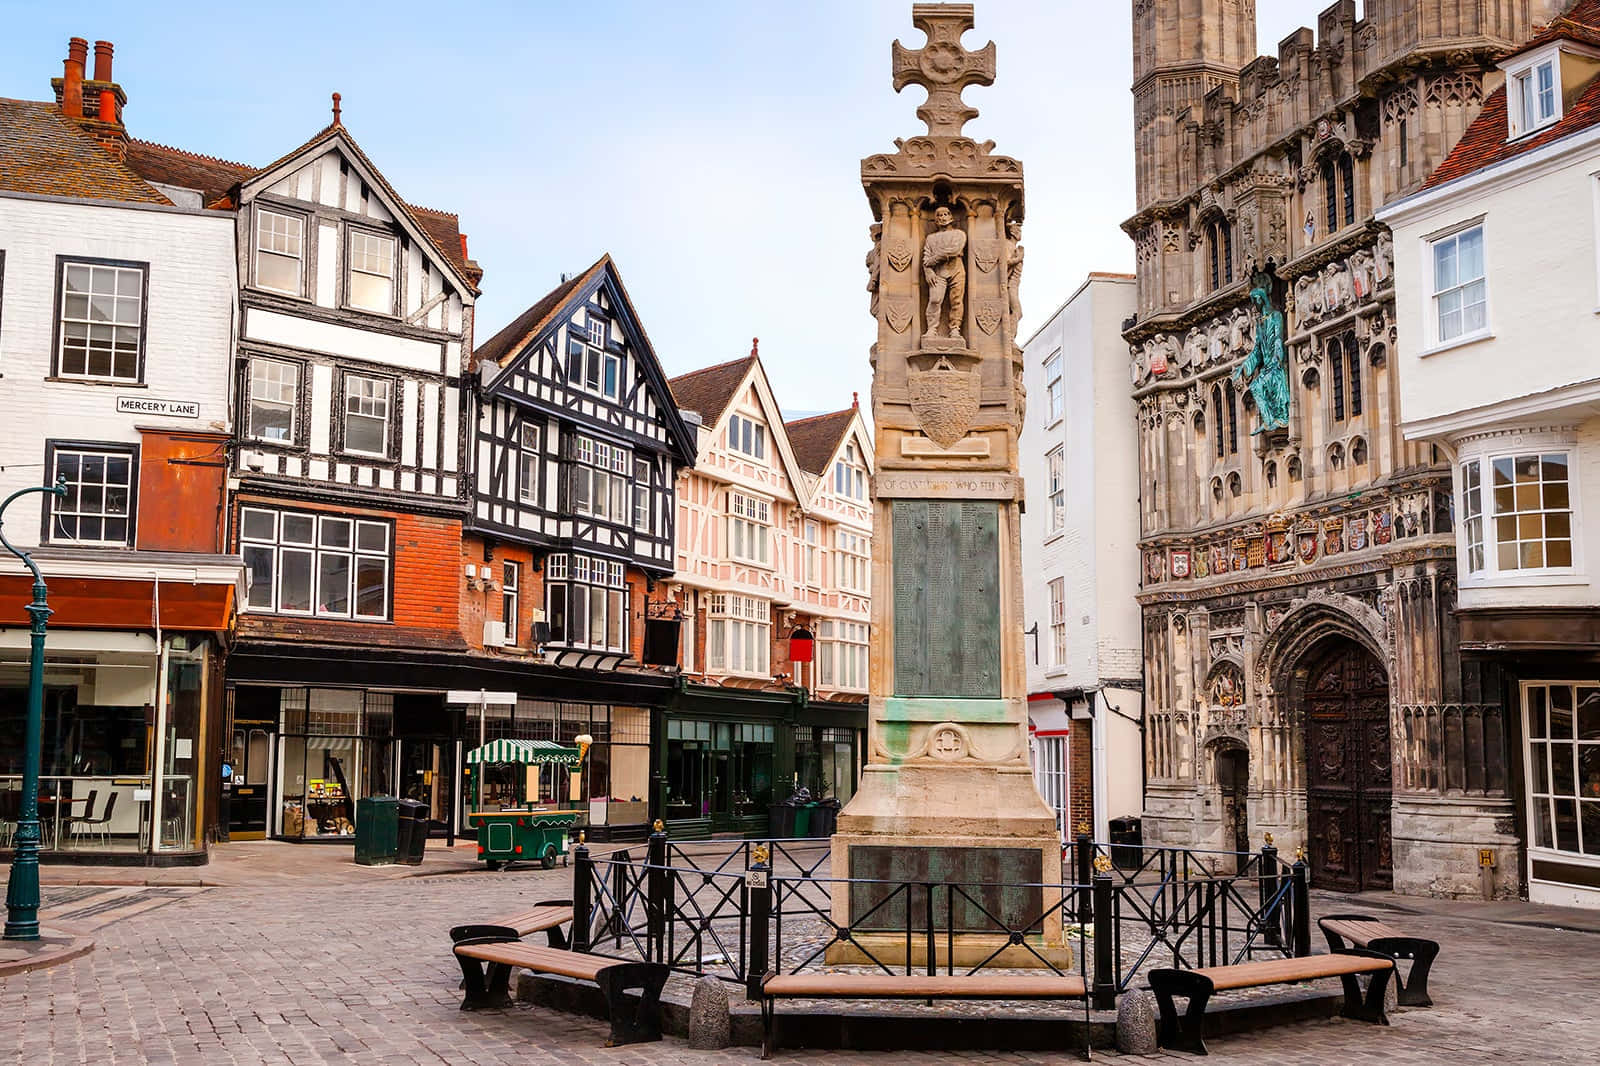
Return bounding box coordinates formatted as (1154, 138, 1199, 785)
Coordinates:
(727, 413, 766, 460)
(502, 561, 521, 646)
(803, 520, 821, 586)
(632, 457, 652, 533)
(347, 228, 396, 315)
(1507, 51, 1561, 140)
(1048, 577, 1066, 666)
(817, 619, 868, 692)
(835, 528, 869, 594)
(571, 434, 632, 523)
(1518, 680, 1600, 886)
(1457, 441, 1583, 585)
(728, 491, 772, 567)
(1425, 220, 1490, 352)
(1046, 446, 1065, 534)
(239, 507, 390, 620)
(47, 444, 136, 546)
(833, 443, 867, 502)
(248, 357, 299, 444)
(254, 207, 305, 297)
(518, 423, 541, 504)
(1043, 350, 1063, 425)
(55, 260, 146, 383)
(1031, 731, 1070, 843)
(707, 594, 771, 677)
(541, 551, 628, 653)
(342, 374, 392, 458)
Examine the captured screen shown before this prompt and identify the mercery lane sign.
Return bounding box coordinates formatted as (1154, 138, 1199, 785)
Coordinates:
(116, 397, 200, 418)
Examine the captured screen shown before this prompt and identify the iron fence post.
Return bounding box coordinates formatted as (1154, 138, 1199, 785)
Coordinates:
(1259, 837, 1281, 947)
(1290, 856, 1310, 958)
(1091, 867, 1116, 1009)
(572, 835, 593, 953)
(647, 820, 667, 963)
(746, 847, 772, 1001)
(1075, 827, 1093, 922)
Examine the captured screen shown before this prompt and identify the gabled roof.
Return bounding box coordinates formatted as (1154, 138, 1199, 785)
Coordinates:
(480, 254, 698, 468)
(0, 97, 171, 204)
(1423, 2, 1600, 190)
(784, 408, 858, 476)
(125, 139, 251, 206)
(668, 354, 758, 425)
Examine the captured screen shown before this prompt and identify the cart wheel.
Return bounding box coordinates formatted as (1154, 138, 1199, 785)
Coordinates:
(484, 860, 503, 871)
(541, 846, 558, 870)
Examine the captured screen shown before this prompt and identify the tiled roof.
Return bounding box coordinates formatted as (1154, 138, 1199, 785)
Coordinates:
(0, 97, 171, 204)
(475, 258, 603, 366)
(1423, 2, 1600, 190)
(667, 354, 756, 424)
(125, 139, 251, 207)
(784, 408, 856, 475)
(410, 205, 481, 287)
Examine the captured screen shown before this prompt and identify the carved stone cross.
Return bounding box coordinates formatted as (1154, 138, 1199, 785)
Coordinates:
(891, 4, 996, 138)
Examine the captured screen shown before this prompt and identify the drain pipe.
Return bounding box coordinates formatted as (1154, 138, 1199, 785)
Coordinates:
(148, 571, 166, 856)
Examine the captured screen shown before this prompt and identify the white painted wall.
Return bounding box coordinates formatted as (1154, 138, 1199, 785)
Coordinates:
(1020, 274, 1143, 832)
(0, 193, 237, 545)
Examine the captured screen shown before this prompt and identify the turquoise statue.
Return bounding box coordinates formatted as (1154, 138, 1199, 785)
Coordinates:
(1233, 285, 1290, 434)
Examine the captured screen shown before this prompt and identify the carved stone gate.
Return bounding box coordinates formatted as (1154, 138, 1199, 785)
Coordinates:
(1302, 639, 1392, 892)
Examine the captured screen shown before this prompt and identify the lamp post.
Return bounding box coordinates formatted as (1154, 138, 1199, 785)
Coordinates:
(2, 478, 67, 941)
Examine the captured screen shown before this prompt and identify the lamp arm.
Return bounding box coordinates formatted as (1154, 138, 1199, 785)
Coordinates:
(0, 479, 68, 585)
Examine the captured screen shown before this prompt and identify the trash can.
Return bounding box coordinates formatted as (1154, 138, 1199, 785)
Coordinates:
(768, 803, 797, 839)
(355, 796, 399, 865)
(395, 799, 428, 865)
(1109, 815, 1143, 870)
(809, 800, 839, 838)
(793, 803, 813, 838)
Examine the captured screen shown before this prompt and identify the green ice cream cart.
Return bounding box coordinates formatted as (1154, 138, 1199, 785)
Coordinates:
(465, 738, 585, 869)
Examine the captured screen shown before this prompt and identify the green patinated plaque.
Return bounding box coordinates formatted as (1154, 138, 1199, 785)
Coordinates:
(848, 846, 1044, 934)
(891, 500, 1001, 697)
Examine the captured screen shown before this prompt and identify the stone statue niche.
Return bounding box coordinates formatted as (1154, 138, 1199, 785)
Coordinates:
(922, 201, 968, 343)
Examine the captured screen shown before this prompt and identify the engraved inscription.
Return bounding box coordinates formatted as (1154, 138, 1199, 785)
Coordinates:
(892, 500, 1002, 698)
(850, 846, 1044, 933)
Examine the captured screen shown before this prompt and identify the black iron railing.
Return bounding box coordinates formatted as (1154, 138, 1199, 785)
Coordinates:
(571, 831, 1312, 1006)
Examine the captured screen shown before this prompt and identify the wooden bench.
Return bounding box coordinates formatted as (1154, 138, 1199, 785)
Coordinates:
(449, 899, 574, 949)
(1148, 950, 1395, 1054)
(757, 972, 1087, 1059)
(453, 935, 668, 1046)
(1319, 912, 1439, 1007)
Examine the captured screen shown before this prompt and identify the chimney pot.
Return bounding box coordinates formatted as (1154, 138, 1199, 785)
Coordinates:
(62, 37, 87, 119)
(92, 40, 113, 82)
(98, 89, 115, 123)
(459, 234, 469, 260)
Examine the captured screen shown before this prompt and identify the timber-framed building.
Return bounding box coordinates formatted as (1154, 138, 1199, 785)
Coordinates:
(1124, 1, 1564, 898)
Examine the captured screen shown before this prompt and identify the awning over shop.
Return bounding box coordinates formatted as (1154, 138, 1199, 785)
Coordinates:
(466, 739, 581, 766)
(0, 550, 244, 633)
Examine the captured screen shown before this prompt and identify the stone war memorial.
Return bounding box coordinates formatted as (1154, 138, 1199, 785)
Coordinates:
(830, 3, 1065, 967)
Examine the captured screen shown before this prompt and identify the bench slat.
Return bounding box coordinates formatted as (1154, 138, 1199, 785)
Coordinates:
(1195, 954, 1391, 991)
(488, 906, 573, 937)
(455, 942, 610, 981)
(1321, 918, 1407, 945)
(764, 973, 1087, 999)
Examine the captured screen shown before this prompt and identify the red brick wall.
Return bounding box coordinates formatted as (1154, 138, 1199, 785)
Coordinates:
(1069, 719, 1095, 834)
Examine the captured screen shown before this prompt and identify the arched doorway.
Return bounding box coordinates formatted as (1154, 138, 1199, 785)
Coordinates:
(1299, 638, 1392, 891)
(1213, 743, 1250, 870)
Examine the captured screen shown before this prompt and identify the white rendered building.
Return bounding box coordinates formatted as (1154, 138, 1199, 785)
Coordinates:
(1379, 4, 1600, 908)
(1020, 273, 1142, 844)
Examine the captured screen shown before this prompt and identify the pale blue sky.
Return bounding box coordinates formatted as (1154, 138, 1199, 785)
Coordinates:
(0, 2, 1341, 417)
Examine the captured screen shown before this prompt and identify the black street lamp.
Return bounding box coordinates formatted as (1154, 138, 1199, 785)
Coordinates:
(2, 477, 66, 942)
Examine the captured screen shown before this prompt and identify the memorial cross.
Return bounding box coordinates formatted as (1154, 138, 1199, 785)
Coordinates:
(891, 3, 995, 137)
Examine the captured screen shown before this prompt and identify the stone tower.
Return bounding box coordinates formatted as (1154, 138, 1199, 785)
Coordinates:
(1123, 0, 1553, 901)
(830, 4, 1064, 966)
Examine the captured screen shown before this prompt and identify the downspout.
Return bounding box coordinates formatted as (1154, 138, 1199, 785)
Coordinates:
(149, 570, 166, 855)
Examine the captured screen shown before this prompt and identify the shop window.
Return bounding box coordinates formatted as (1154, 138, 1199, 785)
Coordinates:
(45, 442, 136, 546)
(1522, 683, 1600, 860)
(1032, 733, 1069, 843)
(239, 506, 391, 620)
(664, 718, 775, 821)
(277, 688, 392, 840)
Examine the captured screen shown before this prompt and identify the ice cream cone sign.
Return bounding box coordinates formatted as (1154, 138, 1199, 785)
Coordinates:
(576, 734, 594, 764)
(570, 734, 594, 804)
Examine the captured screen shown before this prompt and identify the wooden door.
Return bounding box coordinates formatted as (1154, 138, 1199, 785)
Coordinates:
(1304, 640, 1392, 892)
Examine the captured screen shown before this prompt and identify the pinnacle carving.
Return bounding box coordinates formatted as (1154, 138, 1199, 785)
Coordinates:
(891, 4, 995, 138)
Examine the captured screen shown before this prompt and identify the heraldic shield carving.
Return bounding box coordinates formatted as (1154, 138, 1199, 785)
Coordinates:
(908, 351, 981, 448)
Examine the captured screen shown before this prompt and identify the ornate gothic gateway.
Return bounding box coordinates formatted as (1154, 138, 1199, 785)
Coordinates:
(1123, 2, 1545, 900)
(1301, 639, 1391, 892)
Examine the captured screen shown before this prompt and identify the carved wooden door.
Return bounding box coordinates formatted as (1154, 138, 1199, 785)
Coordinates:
(1304, 640, 1392, 892)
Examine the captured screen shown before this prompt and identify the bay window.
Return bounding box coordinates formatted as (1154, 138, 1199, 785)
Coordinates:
(1459, 450, 1575, 577)
(707, 594, 770, 676)
(543, 552, 628, 653)
(239, 507, 390, 620)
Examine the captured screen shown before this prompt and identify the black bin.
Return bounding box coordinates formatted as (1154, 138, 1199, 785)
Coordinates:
(1109, 815, 1143, 870)
(809, 800, 839, 838)
(395, 799, 428, 865)
(768, 803, 797, 840)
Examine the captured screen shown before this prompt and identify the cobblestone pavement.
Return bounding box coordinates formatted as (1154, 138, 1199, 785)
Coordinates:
(1, 842, 1595, 1064)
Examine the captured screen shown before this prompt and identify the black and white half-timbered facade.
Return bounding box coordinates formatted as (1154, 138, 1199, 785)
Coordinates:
(468, 255, 696, 671)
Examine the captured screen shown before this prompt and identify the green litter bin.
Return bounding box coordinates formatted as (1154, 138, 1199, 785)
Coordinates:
(793, 803, 813, 837)
(355, 796, 399, 865)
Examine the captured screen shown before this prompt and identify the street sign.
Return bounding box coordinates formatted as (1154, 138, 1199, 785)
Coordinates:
(446, 691, 517, 705)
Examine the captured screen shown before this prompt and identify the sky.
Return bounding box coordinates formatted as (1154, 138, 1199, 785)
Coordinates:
(0, 1, 1345, 419)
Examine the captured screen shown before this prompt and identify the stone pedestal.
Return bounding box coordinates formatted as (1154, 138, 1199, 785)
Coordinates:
(834, 5, 1062, 966)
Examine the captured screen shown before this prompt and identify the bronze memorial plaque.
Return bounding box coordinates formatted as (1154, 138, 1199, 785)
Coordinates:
(891, 499, 1001, 698)
(849, 845, 1044, 934)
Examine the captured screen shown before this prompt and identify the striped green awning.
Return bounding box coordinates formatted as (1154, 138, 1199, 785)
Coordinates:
(465, 739, 582, 766)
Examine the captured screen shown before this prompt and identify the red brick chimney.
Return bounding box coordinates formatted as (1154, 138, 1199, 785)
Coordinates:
(59, 39, 130, 160)
(60, 37, 87, 118)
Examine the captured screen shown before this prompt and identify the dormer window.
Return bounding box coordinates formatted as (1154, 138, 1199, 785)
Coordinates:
(1508, 53, 1561, 139)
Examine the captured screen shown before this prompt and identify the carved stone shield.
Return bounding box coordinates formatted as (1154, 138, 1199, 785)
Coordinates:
(885, 296, 914, 334)
(974, 298, 1002, 335)
(908, 359, 980, 449)
(885, 239, 914, 272)
(973, 239, 1002, 273)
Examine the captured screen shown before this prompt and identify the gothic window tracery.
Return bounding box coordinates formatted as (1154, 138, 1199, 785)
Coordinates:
(1225, 381, 1239, 454)
(1212, 384, 1225, 458)
(1339, 152, 1355, 227)
(1329, 337, 1346, 421)
(1347, 332, 1363, 416)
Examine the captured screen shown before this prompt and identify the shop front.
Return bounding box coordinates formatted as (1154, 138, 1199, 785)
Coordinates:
(0, 554, 239, 865)
(658, 682, 866, 839)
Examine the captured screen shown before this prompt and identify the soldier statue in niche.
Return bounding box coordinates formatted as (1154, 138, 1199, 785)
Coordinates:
(922, 204, 967, 342)
(1233, 285, 1291, 435)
